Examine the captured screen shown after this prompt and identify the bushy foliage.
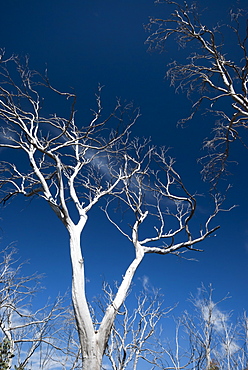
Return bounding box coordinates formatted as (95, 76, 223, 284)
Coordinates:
(0, 338, 14, 370)
(208, 359, 220, 370)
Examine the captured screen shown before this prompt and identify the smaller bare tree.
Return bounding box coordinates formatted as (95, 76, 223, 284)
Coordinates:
(94, 286, 172, 370)
(0, 246, 69, 370)
(159, 285, 248, 370)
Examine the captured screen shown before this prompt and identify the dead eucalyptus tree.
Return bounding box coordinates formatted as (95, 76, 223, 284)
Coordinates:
(146, 0, 248, 187)
(0, 246, 68, 370)
(0, 52, 223, 370)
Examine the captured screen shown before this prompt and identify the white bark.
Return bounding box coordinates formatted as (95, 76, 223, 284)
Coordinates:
(67, 223, 99, 369)
(98, 252, 144, 351)
(66, 224, 144, 369)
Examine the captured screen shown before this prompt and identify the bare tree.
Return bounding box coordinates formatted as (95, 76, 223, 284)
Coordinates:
(92, 286, 172, 370)
(146, 0, 248, 187)
(0, 246, 69, 370)
(159, 285, 248, 370)
(101, 285, 248, 370)
(0, 52, 223, 370)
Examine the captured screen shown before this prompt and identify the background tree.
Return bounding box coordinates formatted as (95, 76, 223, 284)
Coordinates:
(146, 0, 248, 187)
(158, 285, 248, 370)
(0, 52, 223, 370)
(94, 286, 172, 370)
(0, 246, 69, 370)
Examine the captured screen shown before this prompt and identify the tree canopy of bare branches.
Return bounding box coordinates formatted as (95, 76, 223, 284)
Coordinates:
(0, 51, 223, 369)
(146, 0, 248, 187)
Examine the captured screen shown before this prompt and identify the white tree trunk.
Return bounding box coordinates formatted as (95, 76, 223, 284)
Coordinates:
(67, 221, 145, 370)
(97, 250, 145, 363)
(67, 223, 105, 370)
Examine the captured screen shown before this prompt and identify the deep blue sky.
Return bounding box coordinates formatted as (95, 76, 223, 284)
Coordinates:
(0, 0, 247, 343)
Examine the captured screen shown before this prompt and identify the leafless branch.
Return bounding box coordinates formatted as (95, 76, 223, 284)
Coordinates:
(146, 1, 248, 188)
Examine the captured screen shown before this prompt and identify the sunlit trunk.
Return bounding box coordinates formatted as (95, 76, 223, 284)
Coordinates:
(97, 252, 144, 360)
(205, 342, 211, 370)
(66, 216, 145, 370)
(67, 223, 101, 369)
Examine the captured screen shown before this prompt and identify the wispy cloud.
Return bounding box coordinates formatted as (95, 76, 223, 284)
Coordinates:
(138, 274, 155, 293)
(198, 300, 228, 332)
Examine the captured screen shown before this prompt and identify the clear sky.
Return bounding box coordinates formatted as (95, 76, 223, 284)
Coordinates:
(0, 0, 247, 361)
